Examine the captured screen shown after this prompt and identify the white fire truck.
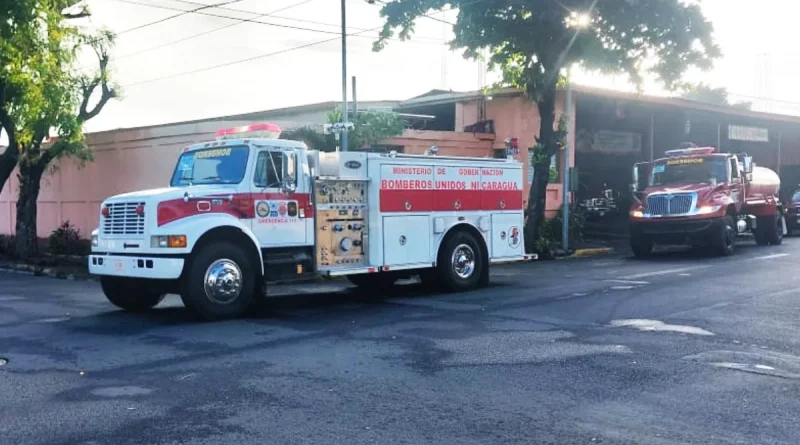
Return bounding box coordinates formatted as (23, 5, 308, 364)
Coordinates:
(89, 123, 535, 320)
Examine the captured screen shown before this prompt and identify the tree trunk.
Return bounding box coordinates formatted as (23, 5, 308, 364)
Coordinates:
(525, 87, 559, 253)
(14, 161, 46, 259)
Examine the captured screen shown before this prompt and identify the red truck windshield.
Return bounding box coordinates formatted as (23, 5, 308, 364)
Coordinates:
(170, 145, 249, 186)
(650, 157, 727, 186)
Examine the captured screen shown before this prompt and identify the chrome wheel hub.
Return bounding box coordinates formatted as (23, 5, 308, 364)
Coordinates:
(203, 259, 243, 304)
(451, 244, 476, 279)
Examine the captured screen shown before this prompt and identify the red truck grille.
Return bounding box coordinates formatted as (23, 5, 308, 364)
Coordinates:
(646, 193, 694, 216)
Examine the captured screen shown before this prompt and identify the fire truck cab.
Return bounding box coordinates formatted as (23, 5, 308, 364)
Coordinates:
(89, 123, 535, 320)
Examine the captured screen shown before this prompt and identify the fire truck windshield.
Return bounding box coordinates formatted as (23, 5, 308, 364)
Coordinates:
(649, 157, 727, 187)
(170, 145, 249, 186)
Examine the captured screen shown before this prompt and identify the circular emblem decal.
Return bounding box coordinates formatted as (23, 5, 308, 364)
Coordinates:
(508, 226, 521, 248)
(278, 201, 287, 216)
(256, 201, 269, 218)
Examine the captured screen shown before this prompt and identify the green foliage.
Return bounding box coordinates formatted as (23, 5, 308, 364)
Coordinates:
(47, 221, 86, 255)
(1, 1, 118, 258)
(373, 1, 719, 98)
(679, 82, 752, 110)
(282, 109, 406, 152)
(280, 126, 334, 152)
(328, 108, 406, 151)
(540, 205, 586, 246)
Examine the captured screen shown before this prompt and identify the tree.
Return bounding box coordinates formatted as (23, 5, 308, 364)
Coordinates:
(680, 82, 752, 110)
(1, 1, 117, 258)
(372, 0, 720, 249)
(281, 108, 405, 151)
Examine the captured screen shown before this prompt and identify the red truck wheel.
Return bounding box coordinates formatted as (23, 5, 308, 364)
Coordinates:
(714, 216, 736, 256)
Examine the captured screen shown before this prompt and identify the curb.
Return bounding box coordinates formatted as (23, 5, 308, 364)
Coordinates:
(0, 263, 92, 281)
(570, 247, 615, 258)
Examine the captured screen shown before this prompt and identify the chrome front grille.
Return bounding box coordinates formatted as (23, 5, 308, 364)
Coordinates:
(646, 193, 694, 216)
(102, 202, 145, 235)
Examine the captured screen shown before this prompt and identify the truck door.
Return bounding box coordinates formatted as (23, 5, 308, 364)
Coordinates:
(729, 156, 744, 211)
(250, 148, 308, 247)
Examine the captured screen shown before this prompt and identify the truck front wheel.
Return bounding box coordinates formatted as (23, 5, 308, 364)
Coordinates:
(100, 277, 165, 312)
(437, 231, 484, 292)
(180, 242, 257, 321)
(713, 216, 736, 256)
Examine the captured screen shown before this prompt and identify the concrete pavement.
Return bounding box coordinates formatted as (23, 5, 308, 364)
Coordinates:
(2, 240, 800, 444)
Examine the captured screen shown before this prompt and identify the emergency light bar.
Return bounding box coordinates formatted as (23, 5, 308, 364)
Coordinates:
(215, 123, 282, 140)
(664, 146, 716, 157)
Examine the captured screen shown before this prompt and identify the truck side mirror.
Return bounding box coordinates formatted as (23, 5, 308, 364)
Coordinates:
(743, 156, 753, 174)
(631, 166, 640, 193)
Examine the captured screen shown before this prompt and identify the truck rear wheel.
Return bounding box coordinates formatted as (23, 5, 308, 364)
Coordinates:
(630, 236, 653, 258)
(180, 241, 256, 321)
(101, 277, 165, 312)
(755, 215, 784, 246)
(713, 216, 736, 256)
(437, 231, 484, 292)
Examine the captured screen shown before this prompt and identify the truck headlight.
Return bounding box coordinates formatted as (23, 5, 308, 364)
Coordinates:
(630, 210, 644, 218)
(151, 235, 187, 248)
(697, 205, 722, 215)
(91, 235, 99, 247)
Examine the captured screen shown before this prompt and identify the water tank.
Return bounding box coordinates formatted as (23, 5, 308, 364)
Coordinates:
(750, 166, 780, 198)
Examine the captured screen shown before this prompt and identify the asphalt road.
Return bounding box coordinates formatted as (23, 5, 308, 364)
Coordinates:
(3, 239, 800, 445)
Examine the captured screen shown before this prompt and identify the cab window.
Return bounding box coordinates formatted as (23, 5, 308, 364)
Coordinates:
(254, 151, 284, 188)
(254, 150, 297, 188)
(729, 157, 739, 180)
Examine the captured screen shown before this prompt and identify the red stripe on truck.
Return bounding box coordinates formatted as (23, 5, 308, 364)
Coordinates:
(379, 190, 523, 212)
(156, 192, 312, 226)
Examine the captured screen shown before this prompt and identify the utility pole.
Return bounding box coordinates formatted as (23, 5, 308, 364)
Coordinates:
(562, 79, 572, 252)
(340, 0, 349, 151)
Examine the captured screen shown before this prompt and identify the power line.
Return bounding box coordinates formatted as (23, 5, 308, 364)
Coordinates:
(117, 0, 247, 35)
(120, 1, 471, 87)
(114, 0, 445, 59)
(122, 25, 384, 87)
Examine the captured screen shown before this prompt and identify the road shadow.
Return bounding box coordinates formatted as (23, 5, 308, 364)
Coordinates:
(74, 279, 513, 329)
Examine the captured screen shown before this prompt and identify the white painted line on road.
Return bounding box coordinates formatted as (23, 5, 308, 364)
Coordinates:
(753, 253, 790, 260)
(620, 266, 711, 280)
(604, 279, 650, 285)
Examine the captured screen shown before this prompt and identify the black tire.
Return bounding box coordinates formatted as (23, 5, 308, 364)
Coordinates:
(766, 214, 784, 245)
(713, 216, 736, 256)
(754, 215, 783, 246)
(101, 277, 165, 312)
(437, 231, 484, 292)
(630, 236, 653, 258)
(180, 241, 257, 321)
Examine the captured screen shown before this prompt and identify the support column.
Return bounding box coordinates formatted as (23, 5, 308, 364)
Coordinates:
(648, 114, 655, 161)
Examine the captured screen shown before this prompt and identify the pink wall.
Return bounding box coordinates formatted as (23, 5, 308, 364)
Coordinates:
(456, 91, 576, 218)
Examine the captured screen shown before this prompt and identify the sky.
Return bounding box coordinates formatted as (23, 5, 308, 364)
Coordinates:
(38, 0, 800, 132)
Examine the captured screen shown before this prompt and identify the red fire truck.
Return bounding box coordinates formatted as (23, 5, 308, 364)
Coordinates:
(629, 146, 786, 257)
(89, 123, 535, 320)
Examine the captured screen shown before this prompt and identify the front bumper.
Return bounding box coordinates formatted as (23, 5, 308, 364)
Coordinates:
(630, 217, 723, 244)
(89, 254, 185, 279)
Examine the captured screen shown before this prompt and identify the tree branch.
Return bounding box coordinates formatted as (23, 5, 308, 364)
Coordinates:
(77, 49, 116, 123)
